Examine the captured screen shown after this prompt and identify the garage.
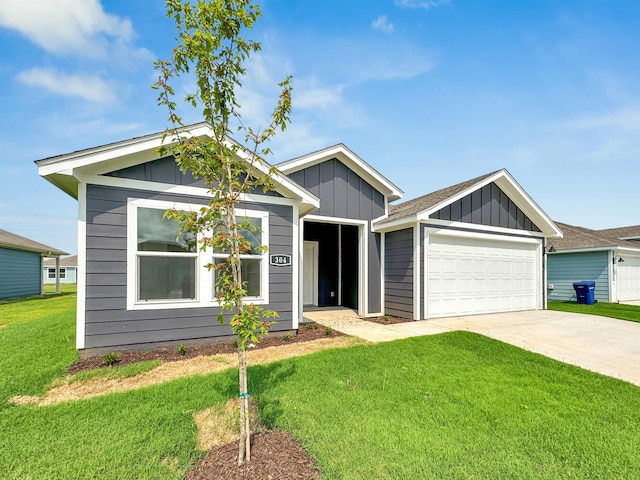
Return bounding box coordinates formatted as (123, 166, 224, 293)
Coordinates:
(426, 232, 541, 318)
(618, 254, 640, 302)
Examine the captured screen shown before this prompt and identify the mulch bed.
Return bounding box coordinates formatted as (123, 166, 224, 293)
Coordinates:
(186, 430, 319, 480)
(68, 324, 342, 375)
(363, 315, 413, 325)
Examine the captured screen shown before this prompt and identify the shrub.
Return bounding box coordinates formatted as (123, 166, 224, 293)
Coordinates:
(306, 322, 319, 330)
(177, 343, 188, 356)
(101, 351, 120, 366)
(283, 333, 292, 342)
(325, 326, 333, 336)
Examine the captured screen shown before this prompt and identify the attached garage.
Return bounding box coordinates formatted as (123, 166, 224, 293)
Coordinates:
(377, 169, 561, 320)
(618, 254, 640, 302)
(426, 231, 541, 318)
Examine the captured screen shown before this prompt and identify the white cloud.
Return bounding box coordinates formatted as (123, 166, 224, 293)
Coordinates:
(560, 105, 640, 133)
(0, 0, 151, 62)
(394, 0, 450, 10)
(372, 15, 394, 34)
(16, 67, 117, 103)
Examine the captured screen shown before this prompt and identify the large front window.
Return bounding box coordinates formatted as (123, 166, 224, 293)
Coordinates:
(127, 198, 269, 309)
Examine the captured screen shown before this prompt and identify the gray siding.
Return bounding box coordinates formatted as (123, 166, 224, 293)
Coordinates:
(290, 158, 385, 314)
(84, 184, 294, 349)
(0, 248, 42, 299)
(288, 158, 385, 221)
(384, 228, 414, 319)
(547, 251, 610, 302)
(431, 182, 542, 232)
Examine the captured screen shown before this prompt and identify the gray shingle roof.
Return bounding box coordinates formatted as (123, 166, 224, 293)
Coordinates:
(0, 229, 67, 256)
(43, 255, 77, 267)
(548, 222, 640, 251)
(598, 225, 640, 241)
(383, 170, 499, 223)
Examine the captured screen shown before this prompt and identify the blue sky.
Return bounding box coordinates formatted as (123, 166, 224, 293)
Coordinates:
(1, 0, 639, 255)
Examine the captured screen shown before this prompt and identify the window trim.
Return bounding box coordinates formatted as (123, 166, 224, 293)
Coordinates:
(47, 268, 56, 279)
(127, 198, 269, 310)
(59, 268, 66, 279)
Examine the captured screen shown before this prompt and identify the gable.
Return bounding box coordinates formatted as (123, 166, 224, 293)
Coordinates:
(288, 157, 385, 221)
(430, 182, 542, 232)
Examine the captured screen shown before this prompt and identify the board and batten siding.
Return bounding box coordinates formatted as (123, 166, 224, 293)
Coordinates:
(289, 158, 385, 314)
(431, 182, 542, 232)
(384, 228, 414, 319)
(547, 251, 610, 302)
(84, 183, 294, 349)
(0, 248, 42, 299)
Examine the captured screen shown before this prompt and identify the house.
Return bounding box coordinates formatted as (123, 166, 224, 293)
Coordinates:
(36, 123, 561, 353)
(43, 255, 78, 284)
(0, 229, 67, 299)
(547, 222, 640, 303)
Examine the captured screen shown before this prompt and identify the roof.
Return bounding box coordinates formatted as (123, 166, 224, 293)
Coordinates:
(384, 171, 497, 223)
(597, 225, 640, 241)
(277, 144, 404, 202)
(375, 168, 562, 238)
(36, 123, 320, 216)
(43, 255, 77, 267)
(548, 222, 640, 252)
(0, 229, 67, 256)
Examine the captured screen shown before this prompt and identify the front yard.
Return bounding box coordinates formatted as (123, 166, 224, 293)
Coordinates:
(2, 294, 640, 479)
(548, 300, 640, 323)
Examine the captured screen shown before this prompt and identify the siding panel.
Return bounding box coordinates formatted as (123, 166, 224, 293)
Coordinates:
(547, 251, 610, 302)
(0, 248, 42, 299)
(384, 228, 414, 319)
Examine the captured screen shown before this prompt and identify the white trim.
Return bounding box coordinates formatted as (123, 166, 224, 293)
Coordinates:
(360, 222, 368, 317)
(380, 232, 386, 315)
(337, 226, 342, 306)
(304, 214, 368, 227)
(372, 215, 418, 233)
(422, 218, 546, 238)
(609, 250, 616, 303)
(126, 198, 270, 310)
(291, 204, 299, 328)
(298, 216, 305, 323)
(425, 227, 543, 246)
(76, 183, 87, 349)
(413, 223, 421, 320)
(549, 245, 640, 255)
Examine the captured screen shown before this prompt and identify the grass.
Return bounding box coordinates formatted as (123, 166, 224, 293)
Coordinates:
(0, 293, 77, 409)
(548, 300, 640, 323)
(43, 283, 77, 295)
(2, 296, 640, 478)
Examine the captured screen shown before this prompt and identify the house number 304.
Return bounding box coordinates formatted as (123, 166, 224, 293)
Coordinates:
(269, 254, 292, 266)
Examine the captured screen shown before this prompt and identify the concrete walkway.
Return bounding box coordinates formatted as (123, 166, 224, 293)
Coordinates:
(303, 308, 640, 386)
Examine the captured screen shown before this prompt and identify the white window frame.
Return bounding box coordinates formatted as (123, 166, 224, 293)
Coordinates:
(59, 268, 67, 279)
(47, 268, 56, 279)
(127, 198, 269, 310)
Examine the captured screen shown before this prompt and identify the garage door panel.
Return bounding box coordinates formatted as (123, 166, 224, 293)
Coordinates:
(427, 235, 540, 318)
(618, 255, 640, 302)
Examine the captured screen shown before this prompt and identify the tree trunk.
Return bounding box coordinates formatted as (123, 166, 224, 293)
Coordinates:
(237, 348, 251, 465)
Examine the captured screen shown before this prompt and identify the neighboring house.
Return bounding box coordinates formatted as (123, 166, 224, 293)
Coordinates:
(0, 229, 67, 300)
(547, 222, 640, 303)
(598, 225, 640, 245)
(43, 255, 78, 284)
(37, 123, 561, 352)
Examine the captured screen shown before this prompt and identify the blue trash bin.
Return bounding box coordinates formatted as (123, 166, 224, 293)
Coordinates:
(573, 281, 596, 305)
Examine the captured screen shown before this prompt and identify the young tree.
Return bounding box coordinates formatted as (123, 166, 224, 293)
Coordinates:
(153, 0, 292, 465)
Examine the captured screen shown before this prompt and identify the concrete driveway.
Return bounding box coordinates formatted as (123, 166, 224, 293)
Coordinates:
(304, 309, 640, 386)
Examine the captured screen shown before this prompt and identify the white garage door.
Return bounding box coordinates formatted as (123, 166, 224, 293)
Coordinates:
(427, 234, 540, 318)
(618, 254, 640, 302)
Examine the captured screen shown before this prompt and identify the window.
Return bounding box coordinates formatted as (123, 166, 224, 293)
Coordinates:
(127, 198, 269, 310)
(59, 268, 66, 279)
(212, 216, 265, 299)
(47, 268, 56, 279)
(136, 206, 197, 301)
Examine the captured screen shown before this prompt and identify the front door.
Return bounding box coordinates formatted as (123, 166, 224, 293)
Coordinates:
(303, 241, 319, 306)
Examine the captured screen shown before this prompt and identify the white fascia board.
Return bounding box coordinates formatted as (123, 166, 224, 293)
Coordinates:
(372, 215, 418, 233)
(277, 144, 403, 202)
(548, 247, 613, 255)
(423, 218, 546, 238)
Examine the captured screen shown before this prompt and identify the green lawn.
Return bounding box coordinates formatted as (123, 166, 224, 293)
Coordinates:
(42, 283, 77, 295)
(2, 297, 640, 479)
(548, 300, 640, 323)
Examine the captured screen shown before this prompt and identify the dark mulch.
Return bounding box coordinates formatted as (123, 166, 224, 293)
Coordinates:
(363, 315, 413, 325)
(187, 430, 319, 480)
(68, 324, 342, 375)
